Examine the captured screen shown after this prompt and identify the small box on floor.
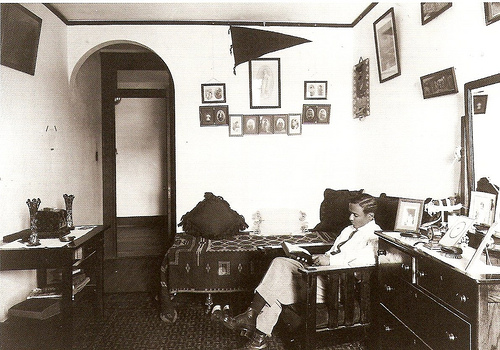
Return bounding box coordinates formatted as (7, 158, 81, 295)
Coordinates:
(9, 298, 61, 320)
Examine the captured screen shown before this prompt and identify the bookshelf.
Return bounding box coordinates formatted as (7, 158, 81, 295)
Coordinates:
(0, 225, 107, 349)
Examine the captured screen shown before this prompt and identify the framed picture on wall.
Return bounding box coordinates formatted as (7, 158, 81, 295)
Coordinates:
(249, 58, 281, 109)
(484, 2, 500, 25)
(229, 115, 243, 137)
(0, 4, 42, 75)
(243, 115, 259, 134)
(420, 67, 458, 99)
(302, 104, 331, 124)
(259, 115, 274, 134)
(287, 114, 302, 136)
(214, 105, 229, 125)
(201, 83, 226, 104)
(373, 8, 401, 83)
(273, 115, 287, 134)
(421, 3, 452, 25)
(304, 81, 327, 100)
(199, 106, 215, 126)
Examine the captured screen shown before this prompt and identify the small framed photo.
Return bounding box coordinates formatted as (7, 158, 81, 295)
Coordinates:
(304, 81, 327, 100)
(302, 104, 331, 124)
(373, 8, 401, 83)
(420, 67, 458, 99)
(249, 58, 281, 109)
(485, 2, 500, 26)
(273, 115, 287, 134)
(287, 114, 302, 136)
(201, 83, 226, 104)
(214, 105, 229, 125)
(469, 191, 497, 226)
(421, 3, 452, 25)
(439, 216, 475, 247)
(243, 115, 259, 135)
(259, 115, 274, 134)
(473, 95, 488, 115)
(394, 198, 425, 233)
(199, 106, 215, 126)
(229, 115, 243, 137)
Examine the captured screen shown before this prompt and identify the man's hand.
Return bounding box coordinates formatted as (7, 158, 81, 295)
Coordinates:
(312, 254, 330, 266)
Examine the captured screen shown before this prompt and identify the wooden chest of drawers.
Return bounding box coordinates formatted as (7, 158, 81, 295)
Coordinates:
(376, 231, 500, 350)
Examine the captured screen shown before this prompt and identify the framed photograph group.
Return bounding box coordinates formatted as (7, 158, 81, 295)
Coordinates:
(304, 81, 327, 100)
(421, 3, 452, 25)
(302, 104, 331, 124)
(199, 105, 229, 126)
(1, 3, 42, 76)
(420, 67, 458, 99)
(201, 83, 226, 104)
(249, 58, 281, 109)
(484, 2, 500, 25)
(373, 8, 401, 83)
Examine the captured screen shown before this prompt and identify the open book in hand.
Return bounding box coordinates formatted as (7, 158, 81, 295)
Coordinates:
(281, 241, 313, 264)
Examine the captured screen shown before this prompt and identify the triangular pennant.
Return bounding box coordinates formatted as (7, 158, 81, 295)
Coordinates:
(230, 26, 311, 72)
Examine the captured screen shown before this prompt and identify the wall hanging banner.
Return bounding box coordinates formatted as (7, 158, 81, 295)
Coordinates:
(352, 58, 370, 119)
(230, 26, 311, 73)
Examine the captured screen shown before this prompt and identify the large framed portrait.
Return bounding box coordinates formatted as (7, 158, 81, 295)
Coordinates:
(420, 67, 458, 99)
(373, 8, 401, 83)
(469, 191, 496, 226)
(485, 2, 500, 26)
(249, 58, 281, 109)
(394, 198, 425, 233)
(421, 3, 452, 25)
(201, 83, 226, 104)
(1, 4, 42, 75)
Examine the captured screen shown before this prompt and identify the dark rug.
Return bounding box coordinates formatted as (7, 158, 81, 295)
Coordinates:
(70, 292, 367, 350)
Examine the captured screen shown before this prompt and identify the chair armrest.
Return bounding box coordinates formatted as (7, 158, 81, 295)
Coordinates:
(297, 264, 375, 277)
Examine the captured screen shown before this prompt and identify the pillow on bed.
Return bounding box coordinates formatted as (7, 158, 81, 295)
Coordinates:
(178, 192, 248, 239)
(252, 208, 308, 236)
(313, 188, 363, 234)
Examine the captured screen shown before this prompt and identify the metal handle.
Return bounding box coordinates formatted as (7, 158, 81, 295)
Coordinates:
(401, 263, 410, 271)
(384, 284, 395, 292)
(446, 331, 457, 342)
(377, 249, 387, 256)
(384, 325, 394, 332)
(456, 293, 468, 303)
(417, 270, 426, 278)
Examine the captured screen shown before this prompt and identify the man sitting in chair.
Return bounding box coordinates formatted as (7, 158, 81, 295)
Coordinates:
(219, 193, 380, 350)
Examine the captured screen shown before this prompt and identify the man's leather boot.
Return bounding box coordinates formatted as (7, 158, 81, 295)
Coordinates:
(236, 330, 268, 350)
(223, 307, 257, 338)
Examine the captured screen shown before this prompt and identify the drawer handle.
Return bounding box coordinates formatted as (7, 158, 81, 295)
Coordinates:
(377, 249, 387, 256)
(384, 284, 395, 292)
(446, 331, 457, 342)
(456, 293, 469, 303)
(383, 325, 394, 332)
(401, 263, 411, 271)
(416, 270, 426, 278)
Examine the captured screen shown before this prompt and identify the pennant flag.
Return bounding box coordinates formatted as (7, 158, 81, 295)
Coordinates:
(230, 26, 311, 73)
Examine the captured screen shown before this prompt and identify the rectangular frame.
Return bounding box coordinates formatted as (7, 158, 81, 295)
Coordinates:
(304, 81, 327, 100)
(1, 4, 42, 76)
(201, 83, 226, 104)
(421, 3, 452, 25)
(243, 115, 259, 135)
(473, 95, 488, 114)
(199, 105, 228, 126)
(249, 58, 281, 109)
(394, 198, 425, 232)
(373, 8, 401, 83)
(469, 191, 496, 226)
(258, 115, 274, 134)
(302, 104, 331, 124)
(485, 2, 500, 26)
(287, 114, 302, 136)
(420, 67, 458, 99)
(273, 115, 288, 134)
(229, 115, 243, 137)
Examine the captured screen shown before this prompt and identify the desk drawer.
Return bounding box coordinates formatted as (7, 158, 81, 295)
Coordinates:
(417, 256, 477, 319)
(378, 239, 413, 283)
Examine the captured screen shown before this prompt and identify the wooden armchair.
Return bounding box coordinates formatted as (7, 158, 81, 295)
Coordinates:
(277, 264, 376, 350)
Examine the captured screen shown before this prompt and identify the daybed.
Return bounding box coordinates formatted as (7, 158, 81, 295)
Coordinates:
(159, 189, 400, 327)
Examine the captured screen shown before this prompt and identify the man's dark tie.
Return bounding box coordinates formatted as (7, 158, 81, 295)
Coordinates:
(332, 228, 358, 254)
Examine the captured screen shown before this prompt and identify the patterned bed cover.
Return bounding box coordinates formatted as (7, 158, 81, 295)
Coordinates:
(160, 231, 333, 322)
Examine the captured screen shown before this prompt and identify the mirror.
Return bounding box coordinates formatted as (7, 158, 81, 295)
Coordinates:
(462, 73, 500, 212)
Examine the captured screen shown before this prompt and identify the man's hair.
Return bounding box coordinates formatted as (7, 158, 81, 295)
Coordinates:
(350, 193, 377, 215)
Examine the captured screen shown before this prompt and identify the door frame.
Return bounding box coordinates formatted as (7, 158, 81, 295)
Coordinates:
(101, 51, 176, 259)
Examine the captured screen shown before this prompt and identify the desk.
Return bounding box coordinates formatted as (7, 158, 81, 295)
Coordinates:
(0, 225, 106, 349)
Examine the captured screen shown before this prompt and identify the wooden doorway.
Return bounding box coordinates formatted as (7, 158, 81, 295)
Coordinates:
(101, 51, 175, 292)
